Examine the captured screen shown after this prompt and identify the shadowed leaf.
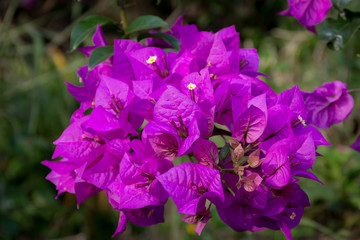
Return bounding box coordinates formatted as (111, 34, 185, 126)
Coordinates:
(89, 46, 114, 70)
(125, 15, 169, 36)
(70, 15, 114, 51)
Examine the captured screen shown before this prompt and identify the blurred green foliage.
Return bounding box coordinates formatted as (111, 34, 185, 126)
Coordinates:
(0, 0, 360, 239)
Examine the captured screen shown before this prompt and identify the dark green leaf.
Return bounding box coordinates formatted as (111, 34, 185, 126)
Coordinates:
(219, 143, 230, 162)
(138, 32, 180, 51)
(70, 15, 114, 51)
(344, 9, 360, 21)
(317, 19, 345, 40)
(164, 48, 179, 53)
(89, 46, 114, 70)
(331, 0, 352, 7)
(317, 18, 360, 50)
(125, 15, 169, 36)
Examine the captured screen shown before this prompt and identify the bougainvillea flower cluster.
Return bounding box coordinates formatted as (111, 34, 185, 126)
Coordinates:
(43, 17, 354, 239)
(279, 0, 332, 32)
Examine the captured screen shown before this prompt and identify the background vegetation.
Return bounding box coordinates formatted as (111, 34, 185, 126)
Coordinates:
(0, 0, 360, 239)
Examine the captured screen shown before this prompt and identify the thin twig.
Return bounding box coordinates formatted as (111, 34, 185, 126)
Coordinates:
(222, 179, 235, 196)
(348, 89, 360, 93)
(220, 158, 233, 167)
(117, 0, 128, 31)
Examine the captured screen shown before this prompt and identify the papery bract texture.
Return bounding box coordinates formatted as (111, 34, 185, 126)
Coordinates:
(279, 0, 332, 32)
(302, 81, 353, 129)
(157, 162, 224, 213)
(43, 17, 344, 240)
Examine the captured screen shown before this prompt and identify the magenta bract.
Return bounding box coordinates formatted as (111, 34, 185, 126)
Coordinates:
(43, 16, 353, 239)
(279, 0, 333, 32)
(302, 81, 354, 129)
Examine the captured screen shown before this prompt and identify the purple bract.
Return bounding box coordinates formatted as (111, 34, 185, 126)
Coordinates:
(43, 17, 353, 239)
(279, 0, 333, 32)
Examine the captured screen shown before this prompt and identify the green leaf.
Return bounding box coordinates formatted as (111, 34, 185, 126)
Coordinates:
(317, 18, 360, 50)
(219, 143, 231, 162)
(89, 46, 114, 70)
(164, 48, 179, 53)
(317, 19, 344, 40)
(138, 32, 180, 51)
(125, 15, 169, 36)
(344, 9, 360, 21)
(331, 0, 352, 7)
(70, 15, 114, 51)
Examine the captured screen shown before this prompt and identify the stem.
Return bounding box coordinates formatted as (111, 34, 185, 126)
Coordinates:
(348, 89, 360, 93)
(170, 200, 181, 240)
(117, 0, 128, 31)
(221, 168, 235, 172)
(220, 158, 233, 167)
(222, 179, 235, 197)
